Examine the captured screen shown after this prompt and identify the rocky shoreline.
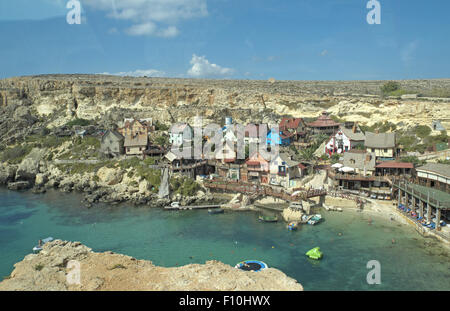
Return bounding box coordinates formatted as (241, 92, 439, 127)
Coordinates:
(0, 240, 303, 291)
(0, 149, 220, 209)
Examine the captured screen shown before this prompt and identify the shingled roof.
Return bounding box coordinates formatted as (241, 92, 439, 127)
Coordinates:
(416, 163, 450, 179)
(280, 118, 305, 131)
(307, 111, 340, 128)
(124, 133, 148, 147)
(364, 132, 396, 148)
(279, 153, 300, 167)
(340, 126, 365, 141)
(343, 152, 376, 171)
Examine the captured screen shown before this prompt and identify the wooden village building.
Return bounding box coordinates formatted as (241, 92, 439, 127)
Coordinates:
(375, 161, 414, 177)
(307, 111, 340, 136)
(118, 119, 152, 137)
(244, 151, 270, 183)
(269, 153, 306, 189)
(279, 118, 308, 143)
(100, 130, 124, 157)
(415, 163, 450, 193)
(169, 123, 193, 146)
(324, 122, 365, 156)
(124, 133, 148, 156)
(364, 132, 397, 161)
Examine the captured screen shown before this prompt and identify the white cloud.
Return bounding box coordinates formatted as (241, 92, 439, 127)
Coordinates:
(125, 22, 157, 36)
(82, 0, 208, 37)
(320, 49, 328, 56)
(187, 54, 234, 78)
(98, 69, 166, 77)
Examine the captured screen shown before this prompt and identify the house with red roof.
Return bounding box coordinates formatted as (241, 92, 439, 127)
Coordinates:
(375, 161, 414, 177)
(279, 117, 308, 143)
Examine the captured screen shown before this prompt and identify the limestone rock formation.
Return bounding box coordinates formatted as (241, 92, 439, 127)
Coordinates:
(0, 240, 303, 291)
(96, 167, 123, 186)
(0, 75, 449, 146)
(15, 148, 46, 182)
(0, 164, 17, 184)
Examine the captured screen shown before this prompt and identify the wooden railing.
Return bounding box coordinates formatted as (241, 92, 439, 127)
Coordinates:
(204, 178, 327, 202)
(393, 179, 450, 209)
(171, 160, 208, 171)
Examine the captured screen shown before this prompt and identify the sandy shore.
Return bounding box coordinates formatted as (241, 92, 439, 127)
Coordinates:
(317, 195, 450, 249)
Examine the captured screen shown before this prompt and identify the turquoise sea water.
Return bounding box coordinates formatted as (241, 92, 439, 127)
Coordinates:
(0, 188, 449, 291)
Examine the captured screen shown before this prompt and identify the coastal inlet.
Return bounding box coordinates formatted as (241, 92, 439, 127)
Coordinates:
(0, 188, 449, 291)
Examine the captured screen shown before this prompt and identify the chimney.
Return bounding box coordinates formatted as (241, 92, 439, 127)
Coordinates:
(375, 129, 379, 134)
(352, 123, 357, 133)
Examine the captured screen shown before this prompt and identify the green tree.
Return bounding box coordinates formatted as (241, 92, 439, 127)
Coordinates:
(331, 153, 340, 164)
(299, 146, 316, 161)
(381, 81, 401, 95)
(65, 118, 91, 127)
(414, 125, 432, 139)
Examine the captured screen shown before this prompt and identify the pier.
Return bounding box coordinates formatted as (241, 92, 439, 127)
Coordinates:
(203, 179, 327, 202)
(392, 178, 450, 231)
(164, 204, 222, 210)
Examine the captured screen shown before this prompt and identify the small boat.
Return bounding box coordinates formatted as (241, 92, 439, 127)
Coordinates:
(259, 215, 278, 222)
(32, 237, 54, 254)
(307, 214, 322, 225)
(170, 202, 180, 208)
(306, 247, 323, 260)
(235, 260, 268, 272)
(288, 202, 303, 210)
(208, 208, 224, 215)
(287, 222, 298, 231)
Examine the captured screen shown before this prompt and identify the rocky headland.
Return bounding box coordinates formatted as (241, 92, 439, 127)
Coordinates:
(0, 240, 303, 291)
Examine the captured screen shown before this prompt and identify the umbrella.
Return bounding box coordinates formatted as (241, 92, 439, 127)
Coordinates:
(331, 163, 343, 168)
(340, 167, 355, 173)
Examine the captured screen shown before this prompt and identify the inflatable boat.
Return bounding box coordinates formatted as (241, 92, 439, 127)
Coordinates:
(306, 247, 323, 260)
(32, 237, 54, 253)
(235, 260, 268, 272)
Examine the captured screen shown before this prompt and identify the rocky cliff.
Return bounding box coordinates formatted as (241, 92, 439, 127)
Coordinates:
(0, 75, 449, 140)
(0, 240, 303, 291)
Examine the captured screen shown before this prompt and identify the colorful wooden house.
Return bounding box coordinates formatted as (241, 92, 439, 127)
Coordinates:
(245, 151, 270, 184)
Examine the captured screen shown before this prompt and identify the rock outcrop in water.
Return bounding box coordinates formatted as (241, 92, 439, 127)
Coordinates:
(0, 240, 303, 291)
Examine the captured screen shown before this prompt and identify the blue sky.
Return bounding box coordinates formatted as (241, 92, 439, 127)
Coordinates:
(0, 0, 449, 80)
